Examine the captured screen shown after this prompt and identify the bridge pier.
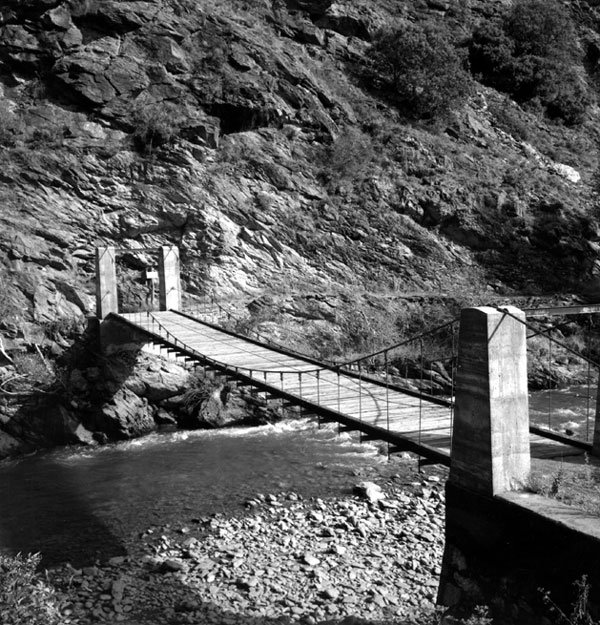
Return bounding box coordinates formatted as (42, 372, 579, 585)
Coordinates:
(438, 307, 600, 622)
(449, 305, 531, 495)
(593, 383, 600, 457)
(158, 246, 181, 311)
(438, 306, 533, 617)
(95, 246, 118, 319)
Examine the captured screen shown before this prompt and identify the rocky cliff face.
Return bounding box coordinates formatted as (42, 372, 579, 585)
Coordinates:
(1, 0, 600, 452)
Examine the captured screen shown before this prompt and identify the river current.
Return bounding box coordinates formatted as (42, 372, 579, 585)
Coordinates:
(0, 420, 397, 566)
(0, 386, 593, 567)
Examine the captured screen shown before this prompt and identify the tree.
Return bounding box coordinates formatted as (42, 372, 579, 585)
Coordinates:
(505, 0, 576, 59)
(367, 22, 473, 119)
(469, 0, 591, 125)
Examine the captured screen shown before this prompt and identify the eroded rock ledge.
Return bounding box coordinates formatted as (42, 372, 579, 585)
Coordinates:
(0, 348, 283, 460)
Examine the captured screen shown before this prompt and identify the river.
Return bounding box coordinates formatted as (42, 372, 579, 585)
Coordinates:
(529, 384, 597, 440)
(0, 386, 593, 568)
(0, 420, 400, 567)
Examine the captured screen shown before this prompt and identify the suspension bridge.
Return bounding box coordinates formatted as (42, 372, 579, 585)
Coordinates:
(96, 246, 600, 467)
(112, 307, 592, 467)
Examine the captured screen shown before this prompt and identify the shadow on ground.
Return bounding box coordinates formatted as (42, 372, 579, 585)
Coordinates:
(0, 455, 126, 568)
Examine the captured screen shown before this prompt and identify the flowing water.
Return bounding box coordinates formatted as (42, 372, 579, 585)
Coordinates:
(529, 384, 597, 441)
(0, 420, 397, 567)
(0, 386, 593, 568)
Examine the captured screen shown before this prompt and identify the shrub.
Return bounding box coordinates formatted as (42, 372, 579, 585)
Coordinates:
(505, 0, 576, 59)
(367, 23, 473, 119)
(12, 352, 55, 390)
(323, 127, 377, 186)
(469, 0, 591, 124)
(132, 103, 184, 154)
(541, 575, 597, 625)
(0, 553, 65, 625)
(182, 372, 218, 415)
(0, 101, 24, 147)
(489, 97, 529, 140)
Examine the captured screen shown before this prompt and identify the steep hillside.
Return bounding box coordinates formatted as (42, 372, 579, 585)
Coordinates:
(1, 0, 600, 357)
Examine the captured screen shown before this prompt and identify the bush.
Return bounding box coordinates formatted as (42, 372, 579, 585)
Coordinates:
(132, 103, 184, 154)
(0, 102, 24, 147)
(470, 0, 591, 125)
(489, 97, 529, 140)
(323, 127, 377, 186)
(367, 23, 473, 119)
(505, 0, 576, 59)
(0, 553, 65, 625)
(12, 352, 55, 390)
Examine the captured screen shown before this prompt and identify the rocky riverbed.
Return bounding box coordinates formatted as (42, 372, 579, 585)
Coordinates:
(46, 472, 446, 625)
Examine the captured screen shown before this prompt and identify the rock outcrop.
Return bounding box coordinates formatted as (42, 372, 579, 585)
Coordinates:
(0, 347, 284, 458)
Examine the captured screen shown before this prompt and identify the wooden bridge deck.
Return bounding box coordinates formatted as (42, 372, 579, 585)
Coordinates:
(116, 310, 586, 466)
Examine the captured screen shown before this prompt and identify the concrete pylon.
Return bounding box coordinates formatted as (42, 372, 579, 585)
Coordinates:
(158, 246, 181, 311)
(95, 246, 118, 319)
(449, 306, 530, 496)
(593, 383, 600, 457)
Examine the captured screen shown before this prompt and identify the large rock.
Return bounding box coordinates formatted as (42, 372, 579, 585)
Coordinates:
(127, 359, 189, 402)
(73, 1, 158, 34)
(96, 388, 156, 439)
(0, 430, 23, 457)
(315, 3, 381, 40)
(53, 42, 150, 106)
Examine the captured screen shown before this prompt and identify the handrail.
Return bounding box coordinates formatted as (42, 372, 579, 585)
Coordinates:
(338, 318, 459, 368)
(173, 310, 453, 407)
(497, 307, 600, 370)
(117, 310, 454, 409)
(183, 300, 336, 365)
(147, 311, 327, 375)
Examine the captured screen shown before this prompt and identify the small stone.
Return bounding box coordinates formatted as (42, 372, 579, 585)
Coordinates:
(161, 559, 188, 573)
(303, 554, 320, 567)
(323, 587, 339, 600)
(354, 482, 385, 503)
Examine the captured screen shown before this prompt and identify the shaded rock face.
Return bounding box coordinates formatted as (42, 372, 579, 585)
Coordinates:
(0, 0, 597, 340)
(0, 344, 289, 458)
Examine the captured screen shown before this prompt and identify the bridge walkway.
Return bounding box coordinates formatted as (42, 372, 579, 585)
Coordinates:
(115, 310, 585, 466)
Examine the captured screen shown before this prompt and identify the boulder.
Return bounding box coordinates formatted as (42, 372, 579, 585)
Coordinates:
(0, 429, 23, 458)
(42, 5, 74, 30)
(127, 360, 189, 402)
(97, 388, 156, 439)
(53, 53, 115, 106)
(552, 163, 581, 184)
(315, 3, 379, 40)
(77, 1, 158, 34)
(54, 44, 150, 106)
(0, 24, 45, 68)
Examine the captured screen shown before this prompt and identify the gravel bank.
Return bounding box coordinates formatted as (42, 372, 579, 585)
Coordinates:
(48, 469, 446, 625)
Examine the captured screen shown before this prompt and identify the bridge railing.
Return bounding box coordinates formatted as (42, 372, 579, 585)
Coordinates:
(120, 310, 455, 457)
(182, 296, 331, 364)
(498, 307, 600, 447)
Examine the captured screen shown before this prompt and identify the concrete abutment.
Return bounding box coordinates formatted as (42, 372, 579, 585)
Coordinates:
(439, 306, 600, 623)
